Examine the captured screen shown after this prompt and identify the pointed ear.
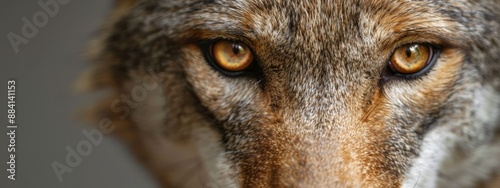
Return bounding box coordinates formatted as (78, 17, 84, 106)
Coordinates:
(115, 0, 137, 10)
(113, 0, 137, 17)
(74, 0, 138, 94)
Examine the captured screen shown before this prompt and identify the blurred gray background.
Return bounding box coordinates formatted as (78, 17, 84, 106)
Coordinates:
(0, 1, 157, 187)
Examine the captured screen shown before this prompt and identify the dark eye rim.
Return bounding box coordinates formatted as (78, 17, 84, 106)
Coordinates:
(387, 43, 442, 79)
(199, 39, 257, 77)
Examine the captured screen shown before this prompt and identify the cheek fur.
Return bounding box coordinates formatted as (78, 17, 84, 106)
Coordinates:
(384, 49, 464, 117)
(342, 49, 465, 186)
(180, 45, 265, 123)
(181, 45, 232, 120)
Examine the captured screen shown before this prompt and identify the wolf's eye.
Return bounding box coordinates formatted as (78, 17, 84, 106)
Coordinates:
(389, 44, 437, 77)
(208, 40, 254, 73)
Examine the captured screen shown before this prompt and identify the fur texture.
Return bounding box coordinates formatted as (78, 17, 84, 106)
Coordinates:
(82, 0, 500, 187)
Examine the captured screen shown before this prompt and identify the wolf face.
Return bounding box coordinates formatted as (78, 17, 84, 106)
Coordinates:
(83, 0, 500, 187)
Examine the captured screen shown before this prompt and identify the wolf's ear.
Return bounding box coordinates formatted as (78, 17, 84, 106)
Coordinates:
(117, 0, 137, 5)
(74, 0, 139, 93)
(114, 0, 137, 13)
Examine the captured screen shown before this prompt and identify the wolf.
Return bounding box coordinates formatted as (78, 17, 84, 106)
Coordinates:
(80, 0, 500, 187)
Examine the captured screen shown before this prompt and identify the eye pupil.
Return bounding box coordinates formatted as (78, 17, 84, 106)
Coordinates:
(232, 44, 242, 55)
(405, 47, 412, 58)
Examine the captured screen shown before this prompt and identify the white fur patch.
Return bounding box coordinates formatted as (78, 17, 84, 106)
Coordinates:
(402, 128, 455, 188)
(403, 86, 500, 188)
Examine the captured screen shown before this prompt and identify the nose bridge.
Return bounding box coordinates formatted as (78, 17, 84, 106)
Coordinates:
(273, 47, 375, 186)
(284, 54, 358, 120)
(277, 69, 351, 185)
(279, 108, 361, 187)
(277, 94, 374, 187)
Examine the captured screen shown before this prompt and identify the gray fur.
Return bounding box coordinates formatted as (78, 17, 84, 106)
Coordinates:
(83, 0, 500, 187)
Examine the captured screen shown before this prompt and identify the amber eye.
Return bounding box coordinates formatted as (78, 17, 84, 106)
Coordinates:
(210, 40, 254, 72)
(389, 44, 434, 75)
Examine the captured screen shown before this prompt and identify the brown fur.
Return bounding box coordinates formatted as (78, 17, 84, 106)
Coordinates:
(81, 0, 500, 187)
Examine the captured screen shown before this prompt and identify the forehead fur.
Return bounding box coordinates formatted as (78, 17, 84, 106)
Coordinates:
(113, 0, 499, 74)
